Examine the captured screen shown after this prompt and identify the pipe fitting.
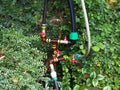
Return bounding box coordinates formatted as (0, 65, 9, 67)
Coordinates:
(46, 38, 70, 44)
(50, 64, 57, 81)
(73, 54, 81, 61)
(39, 24, 47, 42)
(70, 55, 78, 63)
(49, 56, 64, 64)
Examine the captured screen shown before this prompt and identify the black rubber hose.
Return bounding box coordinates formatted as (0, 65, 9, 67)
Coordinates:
(54, 80, 59, 90)
(67, 0, 76, 32)
(42, 0, 48, 24)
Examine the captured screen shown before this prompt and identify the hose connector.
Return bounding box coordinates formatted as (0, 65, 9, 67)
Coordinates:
(73, 54, 81, 61)
(69, 32, 78, 40)
(50, 64, 58, 81)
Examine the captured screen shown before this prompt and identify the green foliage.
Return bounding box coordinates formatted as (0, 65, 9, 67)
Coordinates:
(0, 0, 43, 31)
(60, 0, 120, 90)
(0, 27, 49, 90)
(0, 0, 120, 90)
(73, 85, 80, 90)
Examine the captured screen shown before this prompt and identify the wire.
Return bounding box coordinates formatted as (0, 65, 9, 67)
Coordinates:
(68, 0, 76, 32)
(54, 80, 59, 90)
(42, 0, 48, 24)
(81, 0, 91, 56)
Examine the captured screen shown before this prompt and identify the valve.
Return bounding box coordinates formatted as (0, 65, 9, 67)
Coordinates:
(38, 32, 46, 37)
(70, 59, 78, 63)
(55, 49, 61, 57)
(64, 36, 68, 41)
(70, 56, 78, 63)
(74, 54, 81, 61)
(70, 54, 81, 63)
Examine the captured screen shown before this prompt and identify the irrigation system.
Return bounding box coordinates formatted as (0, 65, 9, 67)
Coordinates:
(39, 0, 91, 89)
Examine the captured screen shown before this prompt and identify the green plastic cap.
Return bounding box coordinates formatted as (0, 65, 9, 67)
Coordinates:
(69, 32, 78, 40)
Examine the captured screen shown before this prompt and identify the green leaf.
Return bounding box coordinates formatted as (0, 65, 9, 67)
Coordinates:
(92, 79, 98, 87)
(86, 78, 91, 86)
(62, 66, 69, 73)
(97, 43, 105, 49)
(73, 85, 80, 90)
(82, 68, 87, 74)
(92, 46, 100, 52)
(82, 49, 86, 54)
(90, 71, 96, 79)
(97, 74, 104, 80)
(84, 88, 88, 90)
(79, 45, 84, 49)
(103, 86, 111, 90)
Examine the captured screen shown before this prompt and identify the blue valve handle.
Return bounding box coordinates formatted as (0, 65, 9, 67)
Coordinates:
(74, 54, 81, 61)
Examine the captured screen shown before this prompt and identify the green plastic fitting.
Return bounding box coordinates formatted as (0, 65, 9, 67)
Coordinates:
(69, 32, 78, 40)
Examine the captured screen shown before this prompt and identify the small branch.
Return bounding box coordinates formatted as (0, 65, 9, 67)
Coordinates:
(50, 17, 63, 23)
(0, 56, 5, 60)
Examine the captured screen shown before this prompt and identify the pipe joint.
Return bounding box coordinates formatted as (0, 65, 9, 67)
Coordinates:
(50, 64, 58, 81)
(50, 56, 64, 64)
(46, 38, 70, 44)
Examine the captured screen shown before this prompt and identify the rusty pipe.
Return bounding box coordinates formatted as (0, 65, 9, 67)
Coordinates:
(49, 56, 64, 64)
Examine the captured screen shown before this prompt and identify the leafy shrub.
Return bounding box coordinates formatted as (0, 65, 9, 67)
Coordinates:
(0, 0, 120, 90)
(0, 26, 49, 90)
(60, 0, 120, 90)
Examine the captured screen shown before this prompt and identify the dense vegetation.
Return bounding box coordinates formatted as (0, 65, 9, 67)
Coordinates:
(0, 0, 120, 90)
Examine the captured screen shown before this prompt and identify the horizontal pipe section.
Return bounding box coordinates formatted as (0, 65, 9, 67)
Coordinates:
(46, 39, 70, 44)
(49, 56, 64, 64)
